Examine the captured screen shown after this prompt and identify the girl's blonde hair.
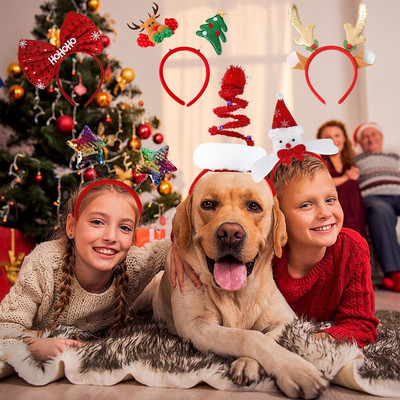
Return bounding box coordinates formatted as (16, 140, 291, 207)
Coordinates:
(272, 155, 328, 200)
(53, 181, 140, 333)
(316, 120, 355, 166)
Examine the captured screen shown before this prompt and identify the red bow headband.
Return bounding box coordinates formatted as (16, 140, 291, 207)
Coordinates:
(18, 12, 104, 107)
(74, 179, 143, 221)
(287, 3, 374, 104)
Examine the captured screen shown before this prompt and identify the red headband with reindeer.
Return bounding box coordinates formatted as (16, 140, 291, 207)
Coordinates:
(287, 3, 375, 104)
(127, 3, 229, 107)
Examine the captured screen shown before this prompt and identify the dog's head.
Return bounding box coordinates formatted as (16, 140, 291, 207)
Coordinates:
(172, 171, 286, 291)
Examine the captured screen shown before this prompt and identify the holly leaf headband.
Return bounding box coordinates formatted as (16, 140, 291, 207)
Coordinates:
(287, 2, 375, 104)
(18, 12, 104, 107)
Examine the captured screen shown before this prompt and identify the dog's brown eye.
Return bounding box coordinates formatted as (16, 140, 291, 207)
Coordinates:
(248, 202, 263, 213)
(201, 200, 217, 210)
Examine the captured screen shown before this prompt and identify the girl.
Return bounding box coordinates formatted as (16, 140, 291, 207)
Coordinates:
(317, 120, 366, 238)
(272, 155, 378, 347)
(0, 179, 193, 363)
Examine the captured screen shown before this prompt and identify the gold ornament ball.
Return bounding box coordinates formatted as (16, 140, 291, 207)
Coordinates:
(128, 136, 142, 151)
(8, 85, 25, 101)
(158, 180, 173, 195)
(95, 91, 112, 108)
(87, 0, 101, 12)
(121, 68, 135, 83)
(7, 63, 23, 79)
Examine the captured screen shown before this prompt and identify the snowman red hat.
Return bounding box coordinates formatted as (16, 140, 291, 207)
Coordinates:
(269, 92, 303, 139)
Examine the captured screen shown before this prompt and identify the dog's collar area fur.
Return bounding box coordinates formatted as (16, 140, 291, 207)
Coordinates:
(206, 254, 258, 290)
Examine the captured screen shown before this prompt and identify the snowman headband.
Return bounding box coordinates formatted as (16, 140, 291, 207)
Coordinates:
(18, 12, 104, 107)
(251, 93, 338, 184)
(287, 3, 375, 104)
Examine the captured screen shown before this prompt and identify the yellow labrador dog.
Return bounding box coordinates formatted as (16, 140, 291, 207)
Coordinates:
(134, 171, 327, 398)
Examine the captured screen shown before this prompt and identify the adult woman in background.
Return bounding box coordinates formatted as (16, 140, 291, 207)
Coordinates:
(317, 120, 366, 238)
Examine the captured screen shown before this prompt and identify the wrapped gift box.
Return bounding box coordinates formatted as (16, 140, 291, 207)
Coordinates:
(0, 227, 35, 301)
(135, 227, 166, 247)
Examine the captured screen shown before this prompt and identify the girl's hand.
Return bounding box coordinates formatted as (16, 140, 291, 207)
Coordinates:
(170, 244, 201, 291)
(23, 337, 85, 361)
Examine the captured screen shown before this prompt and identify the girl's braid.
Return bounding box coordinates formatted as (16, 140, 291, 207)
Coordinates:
(111, 260, 130, 334)
(51, 239, 75, 328)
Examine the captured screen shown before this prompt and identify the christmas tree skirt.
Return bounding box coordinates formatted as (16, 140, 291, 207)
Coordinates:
(0, 310, 399, 397)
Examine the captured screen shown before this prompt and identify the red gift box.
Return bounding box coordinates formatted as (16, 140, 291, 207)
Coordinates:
(0, 227, 35, 301)
(135, 227, 166, 247)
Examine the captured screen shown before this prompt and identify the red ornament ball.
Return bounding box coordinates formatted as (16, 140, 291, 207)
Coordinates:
(105, 115, 112, 124)
(138, 100, 144, 106)
(132, 172, 146, 184)
(83, 168, 98, 181)
(35, 172, 43, 182)
(136, 123, 152, 139)
(101, 35, 111, 47)
(153, 133, 164, 144)
(47, 86, 54, 94)
(56, 115, 75, 134)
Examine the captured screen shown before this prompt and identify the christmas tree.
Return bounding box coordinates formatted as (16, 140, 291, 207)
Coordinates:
(0, 0, 181, 242)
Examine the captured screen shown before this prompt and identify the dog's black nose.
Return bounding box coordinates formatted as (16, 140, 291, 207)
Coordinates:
(216, 223, 245, 246)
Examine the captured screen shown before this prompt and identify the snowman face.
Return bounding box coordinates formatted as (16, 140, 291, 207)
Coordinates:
(273, 135, 303, 152)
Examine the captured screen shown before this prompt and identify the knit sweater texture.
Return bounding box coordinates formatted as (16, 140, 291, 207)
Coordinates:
(354, 152, 400, 197)
(272, 228, 378, 348)
(0, 238, 170, 339)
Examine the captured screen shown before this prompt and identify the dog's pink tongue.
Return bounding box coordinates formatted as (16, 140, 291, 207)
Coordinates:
(214, 260, 247, 291)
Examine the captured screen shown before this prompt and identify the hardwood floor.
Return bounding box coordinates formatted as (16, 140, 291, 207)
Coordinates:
(0, 288, 399, 400)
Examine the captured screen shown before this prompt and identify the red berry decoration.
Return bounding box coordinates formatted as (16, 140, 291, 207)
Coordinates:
(153, 133, 164, 144)
(83, 167, 98, 181)
(101, 35, 111, 48)
(132, 172, 146, 184)
(136, 123, 152, 139)
(56, 115, 75, 134)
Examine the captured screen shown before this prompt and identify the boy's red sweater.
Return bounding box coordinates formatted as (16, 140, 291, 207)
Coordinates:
(272, 228, 379, 348)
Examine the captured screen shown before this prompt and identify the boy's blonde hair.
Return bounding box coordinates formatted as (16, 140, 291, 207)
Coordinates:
(272, 155, 328, 200)
(53, 182, 140, 333)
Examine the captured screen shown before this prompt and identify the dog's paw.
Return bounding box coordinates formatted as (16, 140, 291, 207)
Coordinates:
(229, 357, 266, 386)
(275, 358, 328, 399)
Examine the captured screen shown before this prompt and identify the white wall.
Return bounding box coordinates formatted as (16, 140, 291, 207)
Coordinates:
(1, 0, 398, 195)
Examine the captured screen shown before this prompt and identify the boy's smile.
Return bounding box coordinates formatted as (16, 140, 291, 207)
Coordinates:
(279, 168, 344, 254)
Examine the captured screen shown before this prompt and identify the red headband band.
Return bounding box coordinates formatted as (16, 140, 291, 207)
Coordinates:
(18, 12, 104, 107)
(188, 169, 276, 197)
(159, 46, 210, 107)
(74, 179, 143, 221)
(305, 46, 357, 105)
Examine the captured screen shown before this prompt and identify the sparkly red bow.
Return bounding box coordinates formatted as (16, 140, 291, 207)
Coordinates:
(18, 12, 104, 107)
(277, 144, 307, 165)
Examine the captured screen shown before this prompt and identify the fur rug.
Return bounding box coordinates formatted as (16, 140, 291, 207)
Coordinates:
(0, 310, 399, 396)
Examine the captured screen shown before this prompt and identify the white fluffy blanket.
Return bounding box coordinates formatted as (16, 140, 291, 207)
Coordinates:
(0, 310, 399, 397)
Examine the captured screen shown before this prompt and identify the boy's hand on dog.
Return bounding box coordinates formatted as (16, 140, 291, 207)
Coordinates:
(170, 244, 202, 291)
(23, 337, 85, 361)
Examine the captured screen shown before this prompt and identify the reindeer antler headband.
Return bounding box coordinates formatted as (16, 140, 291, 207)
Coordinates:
(287, 3, 375, 104)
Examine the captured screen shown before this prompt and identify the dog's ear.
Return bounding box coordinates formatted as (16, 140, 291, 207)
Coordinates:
(172, 195, 193, 249)
(272, 197, 287, 258)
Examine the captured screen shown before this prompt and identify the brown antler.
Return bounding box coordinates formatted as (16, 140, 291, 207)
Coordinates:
(127, 21, 144, 31)
(288, 4, 316, 47)
(151, 2, 160, 18)
(344, 3, 367, 47)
